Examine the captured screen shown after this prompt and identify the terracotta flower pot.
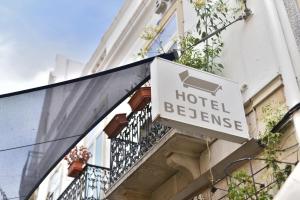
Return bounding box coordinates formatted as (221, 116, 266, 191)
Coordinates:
(104, 113, 129, 138)
(128, 87, 151, 112)
(68, 160, 84, 177)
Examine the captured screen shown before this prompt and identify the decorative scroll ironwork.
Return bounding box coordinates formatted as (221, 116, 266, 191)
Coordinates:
(110, 103, 171, 184)
(57, 164, 110, 200)
(59, 103, 170, 198)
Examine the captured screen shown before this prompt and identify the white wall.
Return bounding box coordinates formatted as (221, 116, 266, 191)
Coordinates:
(221, 0, 280, 102)
(182, 0, 281, 103)
(51, 55, 84, 83)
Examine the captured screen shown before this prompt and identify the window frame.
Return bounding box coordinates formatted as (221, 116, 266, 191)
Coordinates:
(143, 1, 184, 55)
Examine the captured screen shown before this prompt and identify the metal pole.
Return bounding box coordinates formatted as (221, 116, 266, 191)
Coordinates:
(249, 160, 259, 199)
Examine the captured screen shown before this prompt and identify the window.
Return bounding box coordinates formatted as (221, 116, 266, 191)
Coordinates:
(95, 134, 103, 166)
(87, 133, 104, 165)
(88, 143, 95, 164)
(147, 14, 178, 57)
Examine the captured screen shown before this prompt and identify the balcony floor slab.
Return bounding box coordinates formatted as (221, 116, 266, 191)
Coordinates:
(105, 129, 208, 199)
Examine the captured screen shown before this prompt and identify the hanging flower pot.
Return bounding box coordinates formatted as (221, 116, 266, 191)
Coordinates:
(67, 160, 84, 177)
(104, 113, 128, 138)
(128, 87, 151, 112)
(64, 146, 92, 178)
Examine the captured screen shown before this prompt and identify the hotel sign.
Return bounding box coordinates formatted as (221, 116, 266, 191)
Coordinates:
(151, 58, 249, 143)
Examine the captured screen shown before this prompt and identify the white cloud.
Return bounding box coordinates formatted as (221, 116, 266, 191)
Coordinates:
(0, 17, 56, 94)
(0, 69, 52, 95)
(0, 35, 15, 68)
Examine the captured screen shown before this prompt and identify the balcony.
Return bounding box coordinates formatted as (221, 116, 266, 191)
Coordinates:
(106, 102, 211, 199)
(109, 103, 171, 183)
(57, 164, 110, 200)
(58, 98, 211, 199)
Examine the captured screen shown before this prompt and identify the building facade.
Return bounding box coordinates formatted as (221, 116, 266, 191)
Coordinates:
(34, 0, 300, 199)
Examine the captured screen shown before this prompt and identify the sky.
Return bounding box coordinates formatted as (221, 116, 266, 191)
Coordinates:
(0, 1, 126, 198)
(0, 0, 125, 94)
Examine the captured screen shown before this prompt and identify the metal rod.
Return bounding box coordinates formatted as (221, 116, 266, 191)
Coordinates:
(249, 160, 259, 199)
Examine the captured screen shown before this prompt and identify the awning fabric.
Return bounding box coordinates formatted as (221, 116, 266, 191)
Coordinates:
(0, 53, 175, 200)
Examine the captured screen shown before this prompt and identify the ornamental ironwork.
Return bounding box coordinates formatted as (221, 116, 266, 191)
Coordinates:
(110, 103, 171, 184)
(57, 164, 110, 200)
(58, 103, 171, 199)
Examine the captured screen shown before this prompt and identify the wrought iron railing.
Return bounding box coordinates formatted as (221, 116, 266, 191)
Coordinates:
(59, 103, 171, 199)
(109, 103, 171, 184)
(57, 164, 110, 200)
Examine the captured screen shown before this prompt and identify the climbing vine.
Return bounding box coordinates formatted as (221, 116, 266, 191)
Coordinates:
(258, 103, 291, 189)
(138, 0, 245, 74)
(185, 0, 229, 73)
(228, 102, 291, 200)
(228, 170, 272, 200)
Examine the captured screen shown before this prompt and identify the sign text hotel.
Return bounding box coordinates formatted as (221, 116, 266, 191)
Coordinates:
(151, 58, 249, 143)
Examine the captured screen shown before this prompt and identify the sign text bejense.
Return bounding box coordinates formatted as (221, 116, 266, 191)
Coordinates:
(151, 58, 249, 143)
(164, 90, 243, 132)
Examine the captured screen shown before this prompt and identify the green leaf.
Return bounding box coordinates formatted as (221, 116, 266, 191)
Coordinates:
(201, 32, 207, 39)
(217, 63, 224, 68)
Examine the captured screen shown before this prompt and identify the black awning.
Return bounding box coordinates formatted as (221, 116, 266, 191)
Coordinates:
(0, 53, 175, 200)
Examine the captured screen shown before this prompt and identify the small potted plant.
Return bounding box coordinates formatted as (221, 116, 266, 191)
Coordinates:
(128, 87, 151, 112)
(104, 113, 128, 138)
(64, 146, 92, 177)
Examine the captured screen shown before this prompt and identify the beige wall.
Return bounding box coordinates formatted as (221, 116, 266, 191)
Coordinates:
(188, 83, 299, 200)
(197, 125, 298, 200)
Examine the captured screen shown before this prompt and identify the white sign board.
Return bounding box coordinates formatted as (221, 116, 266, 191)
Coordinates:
(151, 58, 249, 143)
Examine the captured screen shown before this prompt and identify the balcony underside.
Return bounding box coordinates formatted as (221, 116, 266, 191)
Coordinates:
(105, 129, 208, 199)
